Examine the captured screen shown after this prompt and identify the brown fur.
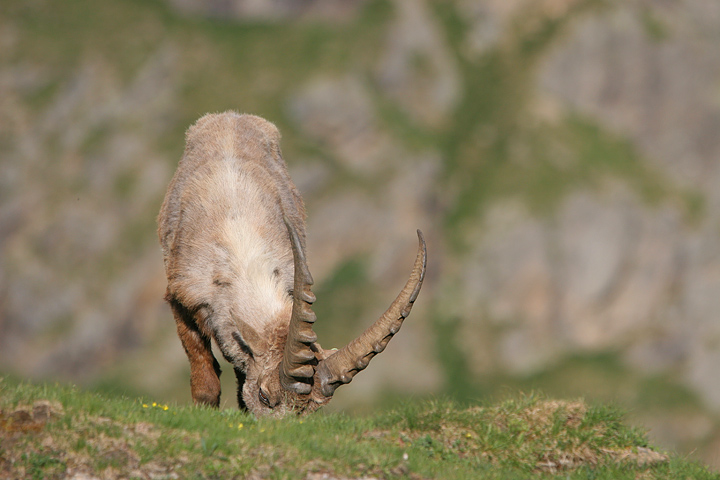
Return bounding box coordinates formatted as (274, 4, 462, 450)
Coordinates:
(158, 112, 322, 416)
(158, 111, 426, 417)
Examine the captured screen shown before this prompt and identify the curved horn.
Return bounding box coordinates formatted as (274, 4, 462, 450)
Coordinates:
(316, 230, 426, 397)
(279, 216, 318, 395)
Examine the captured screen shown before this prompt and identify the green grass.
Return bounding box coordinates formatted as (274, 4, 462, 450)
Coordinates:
(1, 377, 717, 479)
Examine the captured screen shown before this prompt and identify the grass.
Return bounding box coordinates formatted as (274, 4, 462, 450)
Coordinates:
(1, 377, 717, 479)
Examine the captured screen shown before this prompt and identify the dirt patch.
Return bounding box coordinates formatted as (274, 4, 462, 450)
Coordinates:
(0, 399, 64, 433)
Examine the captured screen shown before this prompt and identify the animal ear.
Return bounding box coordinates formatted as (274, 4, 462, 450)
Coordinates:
(232, 322, 267, 359)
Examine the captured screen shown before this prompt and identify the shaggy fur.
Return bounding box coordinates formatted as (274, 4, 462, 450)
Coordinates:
(158, 111, 426, 417)
(158, 112, 315, 415)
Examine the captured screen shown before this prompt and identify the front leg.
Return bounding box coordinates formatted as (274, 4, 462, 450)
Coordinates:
(234, 367, 248, 411)
(169, 298, 222, 407)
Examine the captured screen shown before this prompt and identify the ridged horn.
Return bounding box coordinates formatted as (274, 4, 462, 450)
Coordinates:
(316, 230, 426, 397)
(279, 216, 318, 395)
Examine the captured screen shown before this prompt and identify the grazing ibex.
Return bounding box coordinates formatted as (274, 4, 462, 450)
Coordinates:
(157, 112, 426, 417)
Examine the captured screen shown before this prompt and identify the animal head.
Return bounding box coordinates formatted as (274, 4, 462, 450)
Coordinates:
(238, 218, 426, 417)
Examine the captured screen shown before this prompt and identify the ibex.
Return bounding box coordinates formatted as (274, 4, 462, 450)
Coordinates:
(157, 112, 426, 417)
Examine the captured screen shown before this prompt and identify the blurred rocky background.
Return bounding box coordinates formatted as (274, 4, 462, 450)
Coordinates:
(2, 0, 720, 468)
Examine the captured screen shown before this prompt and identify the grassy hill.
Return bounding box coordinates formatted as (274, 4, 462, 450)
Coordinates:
(4, 0, 720, 470)
(1, 377, 716, 479)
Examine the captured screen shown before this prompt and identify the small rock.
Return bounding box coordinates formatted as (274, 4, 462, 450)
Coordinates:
(32, 400, 64, 421)
(8, 407, 33, 425)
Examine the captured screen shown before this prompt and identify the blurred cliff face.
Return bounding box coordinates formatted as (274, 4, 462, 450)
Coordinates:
(2, 0, 720, 465)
